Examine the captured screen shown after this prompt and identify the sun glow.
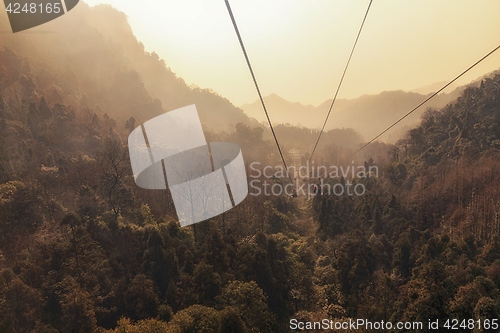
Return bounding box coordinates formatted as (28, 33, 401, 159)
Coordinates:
(82, 0, 500, 106)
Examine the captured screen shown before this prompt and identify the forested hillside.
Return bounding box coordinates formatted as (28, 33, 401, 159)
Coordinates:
(0, 2, 254, 132)
(0, 3, 499, 332)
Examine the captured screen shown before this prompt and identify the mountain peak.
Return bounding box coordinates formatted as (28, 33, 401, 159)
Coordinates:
(265, 93, 287, 102)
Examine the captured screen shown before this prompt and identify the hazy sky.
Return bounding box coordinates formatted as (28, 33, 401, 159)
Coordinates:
(83, 0, 500, 106)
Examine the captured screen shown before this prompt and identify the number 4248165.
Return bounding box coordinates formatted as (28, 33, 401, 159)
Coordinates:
(6, 2, 61, 14)
(443, 319, 498, 330)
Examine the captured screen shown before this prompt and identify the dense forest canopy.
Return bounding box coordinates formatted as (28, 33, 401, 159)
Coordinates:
(0, 3, 499, 333)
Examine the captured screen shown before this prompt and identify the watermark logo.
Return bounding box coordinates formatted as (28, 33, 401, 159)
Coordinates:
(128, 105, 248, 227)
(4, 0, 79, 33)
(249, 161, 378, 198)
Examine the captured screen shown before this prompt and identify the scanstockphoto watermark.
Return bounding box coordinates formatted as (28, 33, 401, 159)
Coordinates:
(248, 161, 378, 198)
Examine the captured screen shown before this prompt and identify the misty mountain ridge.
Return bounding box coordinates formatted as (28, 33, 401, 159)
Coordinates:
(240, 75, 495, 143)
(0, 3, 255, 134)
(0, 1, 496, 148)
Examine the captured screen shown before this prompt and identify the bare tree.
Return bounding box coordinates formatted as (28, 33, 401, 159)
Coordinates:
(97, 138, 129, 221)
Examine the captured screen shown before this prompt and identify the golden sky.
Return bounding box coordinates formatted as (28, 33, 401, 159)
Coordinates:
(83, 0, 500, 106)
